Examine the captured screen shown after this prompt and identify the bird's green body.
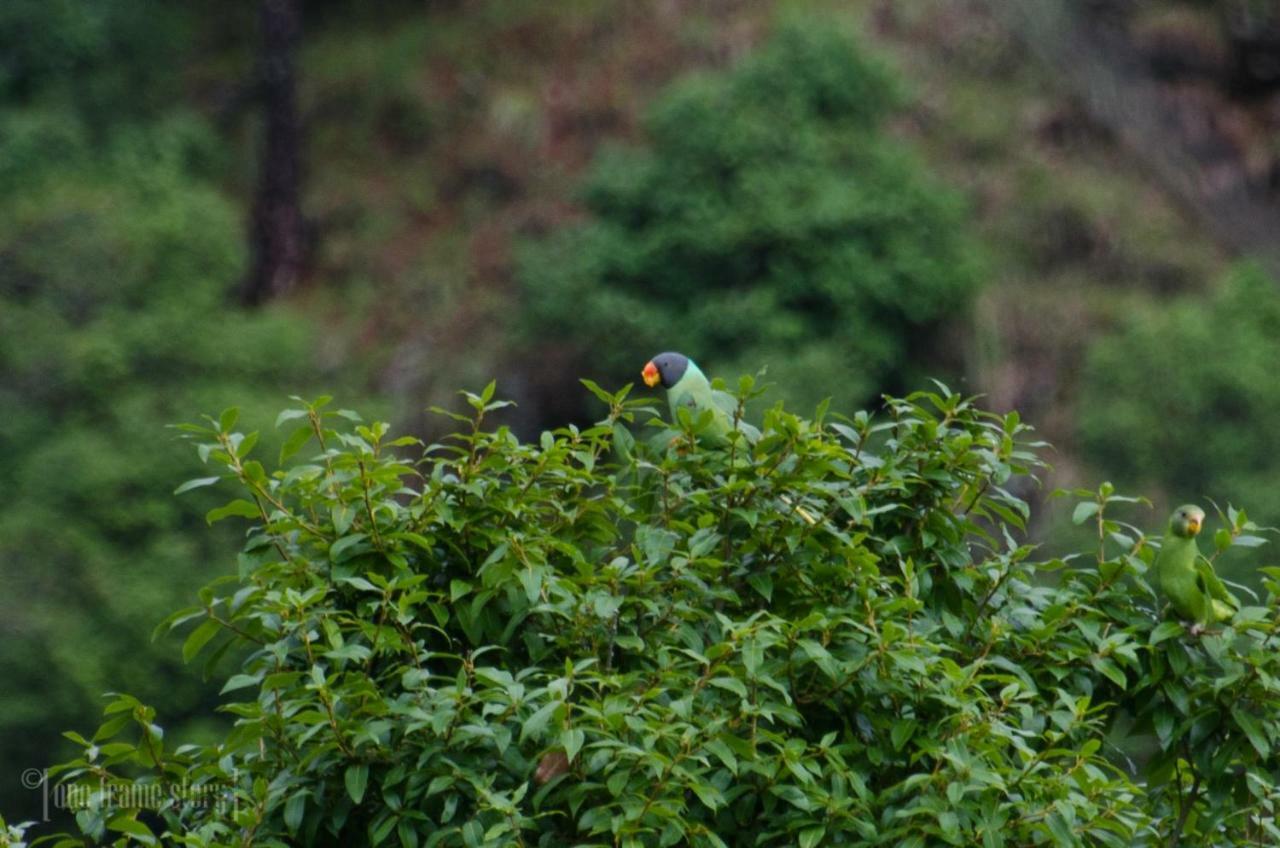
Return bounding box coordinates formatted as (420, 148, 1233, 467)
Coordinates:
(641, 350, 811, 524)
(665, 359, 733, 439)
(1153, 505, 1237, 628)
(643, 352, 758, 443)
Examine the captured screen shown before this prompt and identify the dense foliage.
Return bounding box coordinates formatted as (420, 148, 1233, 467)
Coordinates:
(519, 21, 981, 413)
(0, 0, 190, 123)
(9, 381, 1280, 846)
(1079, 263, 1280, 529)
(0, 102, 314, 812)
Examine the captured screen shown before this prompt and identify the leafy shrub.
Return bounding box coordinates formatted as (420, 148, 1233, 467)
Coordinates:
(17, 380, 1280, 846)
(518, 20, 981, 415)
(1079, 263, 1280, 529)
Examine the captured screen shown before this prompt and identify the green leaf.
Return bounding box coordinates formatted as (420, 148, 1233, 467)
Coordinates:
(1046, 810, 1074, 847)
(284, 790, 306, 833)
(330, 533, 368, 562)
(276, 408, 308, 427)
(394, 532, 434, 552)
(520, 700, 560, 743)
(107, 814, 156, 845)
(219, 407, 240, 433)
(220, 674, 261, 695)
(174, 476, 222, 495)
(345, 763, 369, 804)
(747, 572, 773, 602)
(1149, 621, 1185, 646)
(332, 503, 355, 535)
(704, 738, 738, 774)
(580, 379, 613, 405)
(1091, 657, 1126, 689)
(689, 781, 723, 811)
(337, 576, 379, 593)
(236, 430, 260, 459)
(1214, 529, 1232, 552)
(1232, 708, 1271, 757)
(182, 618, 221, 663)
(371, 814, 397, 846)
(279, 425, 313, 463)
(770, 784, 813, 812)
(1153, 709, 1176, 749)
(890, 718, 915, 751)
(562, 728, 585, 763)
(206, 499, 260, 524)
(742, 638, 764, 677)
(799, 827, 826, 848)
(1072, 502, 1099, 525)
(709, 676, 748, 699)
(612, 422, 635, 458)
(449, 580, 472, 602)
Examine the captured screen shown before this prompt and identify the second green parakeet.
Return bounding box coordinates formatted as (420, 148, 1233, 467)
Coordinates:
(1152, 504, 1238, 632)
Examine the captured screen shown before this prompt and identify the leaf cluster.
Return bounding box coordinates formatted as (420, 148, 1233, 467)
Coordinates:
(21, 379, 1280, 847)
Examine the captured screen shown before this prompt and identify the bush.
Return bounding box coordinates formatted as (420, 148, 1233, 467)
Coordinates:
(1079, 263, 1280, 530)
(17, 381, 1280, 846)
(518, 20, 981, 415)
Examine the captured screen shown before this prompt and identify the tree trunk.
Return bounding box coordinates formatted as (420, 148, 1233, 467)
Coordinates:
(242, 0, 304, 307)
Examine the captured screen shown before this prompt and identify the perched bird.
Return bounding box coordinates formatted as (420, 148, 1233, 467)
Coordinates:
(641, 351, 757, 442)
(642, 352, 815, 525)
(1152, 504, 1238, 633)
(642, 352, 729, 437)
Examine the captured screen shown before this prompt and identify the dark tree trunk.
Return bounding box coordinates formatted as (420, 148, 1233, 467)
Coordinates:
(242, 0, 304, 307)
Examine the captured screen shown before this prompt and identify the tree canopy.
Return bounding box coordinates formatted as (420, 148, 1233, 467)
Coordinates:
(519, 21, 981, 413)
(9, 381, 1280, 846)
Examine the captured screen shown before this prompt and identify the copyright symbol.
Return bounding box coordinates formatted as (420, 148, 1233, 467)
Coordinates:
(21, 768, 45, 790)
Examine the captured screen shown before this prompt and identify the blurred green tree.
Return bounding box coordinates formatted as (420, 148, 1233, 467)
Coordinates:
(519, 19, 981, 414)
(0, 0, 189, 124)
(0, 111, 314, 819)
(1079, 264, 1280, 526)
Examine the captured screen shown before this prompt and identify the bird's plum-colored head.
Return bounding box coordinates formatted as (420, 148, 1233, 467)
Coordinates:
(1168, 504, 1205, 538)
(642, 352, 690, 389)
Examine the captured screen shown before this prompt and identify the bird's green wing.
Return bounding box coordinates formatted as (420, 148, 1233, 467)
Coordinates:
(711, 389, 738, 416)
(711, 389, 761, 441)
(1195, 556, 1240, 610)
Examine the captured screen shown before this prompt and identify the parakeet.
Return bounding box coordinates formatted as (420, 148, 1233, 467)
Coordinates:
(1152, 504, 1238, 632)
(641, 352, 819, 526)
(641, 351, 757, 441)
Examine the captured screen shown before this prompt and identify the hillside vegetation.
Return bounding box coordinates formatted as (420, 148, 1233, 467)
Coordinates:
(4, 0, 1280, 832)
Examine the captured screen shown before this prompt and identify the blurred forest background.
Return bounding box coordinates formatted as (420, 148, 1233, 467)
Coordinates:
(3, 0, 1280, 824)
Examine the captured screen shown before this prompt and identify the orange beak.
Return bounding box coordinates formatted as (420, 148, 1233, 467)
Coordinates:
(642, 360, 660, 388)
(1187, 516, 1201, 535)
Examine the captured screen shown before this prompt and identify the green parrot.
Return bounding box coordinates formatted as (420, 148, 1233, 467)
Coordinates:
(641, 352, 816, 525)
(641, 351, 758, 442)
(1152, 504, 1238, 632)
